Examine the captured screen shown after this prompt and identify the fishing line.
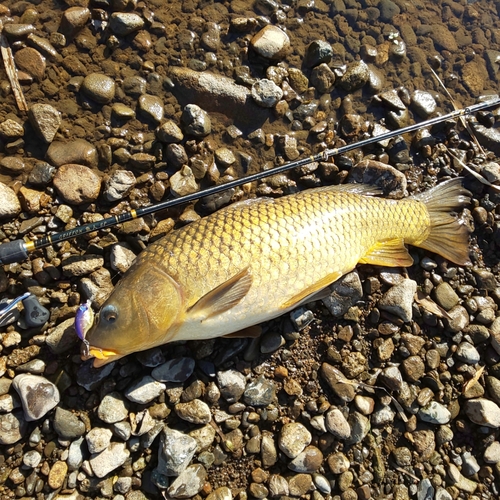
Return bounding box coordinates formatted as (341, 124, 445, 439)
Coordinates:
(0, 97, 499, 265)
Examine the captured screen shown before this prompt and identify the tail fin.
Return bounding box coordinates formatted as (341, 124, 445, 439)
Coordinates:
(412, 178, 471, 265)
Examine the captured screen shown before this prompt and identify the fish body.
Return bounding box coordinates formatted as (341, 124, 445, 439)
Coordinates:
(85, 179, 470, 366)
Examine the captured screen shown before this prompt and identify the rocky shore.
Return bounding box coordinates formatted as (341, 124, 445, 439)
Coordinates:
(1, 0, 500, 499)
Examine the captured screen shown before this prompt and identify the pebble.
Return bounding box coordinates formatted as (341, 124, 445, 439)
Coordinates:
(0, 182, 21, 218)
(28, 103, 61, 143)
(149, 357, 194, 384)
(322, 271, 363, 317)
(103, 170, 136, 202)
(447, 464, 477, 493)
(310, 63, 336, 94)
(0, 156, 25, 173)
(251, 79, 283, 108)
(288, 473, 315, 496)
(175, 399, 211, 424)
(378, 279, 417, 322)
(81, 73, 115, 104)
(14, 47, 46, 81)
(60, 7, 90, 37)
(339, 60, 370, 91)
(23, 450, 42, 468)
(433, 282, 460, 311)
(250, 25, 290, 60)
(170, 165, 199, 197)
(418, 401, 451, 424)
(67, 437, 85, 470)
(109, 12, 145, 36)
(181, 104, 211, 137)
(45, 318, 78, 354)
(455, 342, 480, 364)
(12, 374, 60, 422)
(325, 408, 351, 439)
(217, 369, 246, 403)
(138, 94, 164, 123)
(48, 461, 68, 489)
(62, 254, 104, 277)
(109, 243, 136, 273)
(416, 478, 434, 500)
(157, 120, 184, 143)
(279, 422, 311, 458)
(46, 139, 98, 168)
(0, 411, 27, 444)
(305, 40, 333, 67)
(53, 164, 102, 204)
(461, 451, 480, 476)
(411, 90, 437, 118)
(346, 412, 370, 445)
(484, 441, 500, 463)
(287, 446, 323, 473)
(167, 464, 207, 498)
(269, 474, 289, 496)
(86, 427, 113, 454)
(53, 407, 86, 439)
(125, 376, 166, 404)
(89, 442, 130, 478)
(244, 375, 276, 406)
(465, 398, 500, 428)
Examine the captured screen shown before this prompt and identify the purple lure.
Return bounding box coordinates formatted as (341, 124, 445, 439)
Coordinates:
(75, 300, 94, 356)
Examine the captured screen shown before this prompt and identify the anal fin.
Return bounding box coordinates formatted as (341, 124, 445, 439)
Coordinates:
(281, 271, 343, 310)
(188, 268, 253, 321)
(358, 239, 414, 267)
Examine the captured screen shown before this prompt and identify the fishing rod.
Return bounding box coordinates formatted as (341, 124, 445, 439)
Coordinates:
(1, 97, 499, 265)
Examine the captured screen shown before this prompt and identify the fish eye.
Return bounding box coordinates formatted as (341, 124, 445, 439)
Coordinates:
(102, 304, 118, 324)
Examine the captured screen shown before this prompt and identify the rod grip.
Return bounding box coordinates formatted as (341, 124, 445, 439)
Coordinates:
(0, 240, 29, 264)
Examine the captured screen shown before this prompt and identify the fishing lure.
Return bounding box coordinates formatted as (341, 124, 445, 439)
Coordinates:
(75, 300, 94, 357)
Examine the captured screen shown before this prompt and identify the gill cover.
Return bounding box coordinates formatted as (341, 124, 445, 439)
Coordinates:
(84, 264, 183, 364)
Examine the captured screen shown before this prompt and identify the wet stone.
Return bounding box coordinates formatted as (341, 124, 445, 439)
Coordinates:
(250, 25, 290, 60)
(310, 63, 336, 94)
(109, 12, 145, 36)
(348, 159, 407, 198)
(181, 104, 211, 137)
(279, 422, 311, 458)
(123, 76, 147, 96)
(170, 165, 199, 197)
(60, 6, 90, 37)
(0, 182, 21, 219)
(433, 282, 459, 311)
(138, 94, 164, 123)
(455, 342, 480, 364)
(167, 464, 206, 498)
(251, 79, 283, 108)
(125, 376, 166, 404)
(90, 442, 130, 478)
(339, 60, 370, 92)
(244, 375, 276, 406)
(29, 103, 61, 143)
(411, 90, 437, 118)
(109, 243, 136, 273)
(46, 139, 98, 168)
(53, 407, 85, 439)
(152, 357, 195, 383)
(14, 47, 45, 81)
(12, 374, 60, 422)
(323, 271, 363, 317)
(305, 40, 333, 67)
(81, 73, 116, 104)
(157, 120, 184, 143)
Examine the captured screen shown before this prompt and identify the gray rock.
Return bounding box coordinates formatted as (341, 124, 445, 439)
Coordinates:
(23, 449, 42, 468)
(279, 422, 311, 458)
(325, 408, 350, 439)
(0, 182, 21, 219)
(346, 412, 370, 444)
(243, 375, 276, 406)
(433, 282, 459, 311)
(98, 392, 129, 423)
(217, 370, 246, 403)
(411, 90, 437, 118)
(138, 94, 164, 123)
(446, 305, 469, 333)
(109, 243, 136, 274)
(175, 399, 211, 424)
(79, 268, 114, 308)
(305, 40, 333, 67)
(104, 170, 136, 202)
(67, 436, 85, 470)
(89, 442, 130, 478)
(250, 25, 290, 60)
(109, 12, 144, 36)
(461, 451, 480, 476)
(288, 446, 323, 473)
(447, 463, 478, 493)
(53, 407, 86, 439)
(53, 164, 102, 205)
(251, 78, 283, 108)
(416, 478, 434, 500)
(81, 73, 115, 104)
(152, 357, 195, 383)
(45, 318, 78, 354)
(28, 103, 61, 143)
(170, 165, 199, 197)
(62, 254, 104, 277)
(484, 441, 500, 464)
(125, 376, 166, 404)
(0, 411, 27, 444)
(378, 279, 417, 322)
(322, 271, 363, 317)
(156, 427, 198, 478)
(455, 342, 480, 364)
(167, 464, 207, 498)
(12, 374, 60, 422)
(181, 104, 211, 137)
(348, 159, 407, 198)
(371, 405, 396, 426)
(86, 427, 113, 454)
(435, 487, 453, 500)
(418, 401, 451, 424)
(465, 398, 500, 428)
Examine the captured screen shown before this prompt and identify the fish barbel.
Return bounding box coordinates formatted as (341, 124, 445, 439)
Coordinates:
(84, 179, 470, 367)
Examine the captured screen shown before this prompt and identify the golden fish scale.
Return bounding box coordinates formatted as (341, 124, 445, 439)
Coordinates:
(138, 189, 430, 310)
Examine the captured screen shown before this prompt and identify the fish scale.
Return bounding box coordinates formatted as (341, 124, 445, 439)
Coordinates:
(84, 180, 470, 366)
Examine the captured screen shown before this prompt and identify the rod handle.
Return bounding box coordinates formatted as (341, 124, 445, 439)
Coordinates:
(0, 240, 28, 265)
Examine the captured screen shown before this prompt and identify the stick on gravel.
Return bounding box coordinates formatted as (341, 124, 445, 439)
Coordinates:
(0, 98, 499, 265)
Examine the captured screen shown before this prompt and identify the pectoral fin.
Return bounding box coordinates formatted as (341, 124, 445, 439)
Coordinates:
(281, 271, 343, 310)
(358, 239, 414, 267)
(188, 268, 253, 321)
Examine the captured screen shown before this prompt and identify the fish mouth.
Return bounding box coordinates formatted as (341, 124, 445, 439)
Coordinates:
(81, 345, 122, 367)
